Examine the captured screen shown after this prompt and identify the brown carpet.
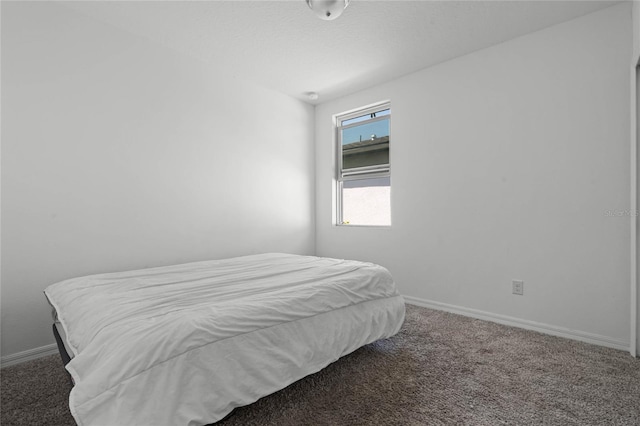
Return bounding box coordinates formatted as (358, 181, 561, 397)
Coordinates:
(2, 304, 639, 425)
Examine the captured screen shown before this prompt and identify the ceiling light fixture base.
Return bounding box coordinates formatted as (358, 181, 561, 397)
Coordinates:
(306, 0, 350, 21)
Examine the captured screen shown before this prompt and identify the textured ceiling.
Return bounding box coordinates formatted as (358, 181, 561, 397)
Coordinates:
(61, 0, 619, 104)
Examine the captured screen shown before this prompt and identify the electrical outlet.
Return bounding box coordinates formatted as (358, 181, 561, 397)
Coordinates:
(512, 280, 524, 295)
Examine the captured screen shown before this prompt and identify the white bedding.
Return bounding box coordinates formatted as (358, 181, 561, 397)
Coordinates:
(44, 253, 405, 426)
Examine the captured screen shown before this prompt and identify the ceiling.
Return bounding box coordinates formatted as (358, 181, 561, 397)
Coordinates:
(61, 0, 620, 104)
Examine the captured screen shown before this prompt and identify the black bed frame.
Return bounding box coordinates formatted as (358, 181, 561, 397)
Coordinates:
(52, 324, 74, 386)
(52, 323, 71, 366)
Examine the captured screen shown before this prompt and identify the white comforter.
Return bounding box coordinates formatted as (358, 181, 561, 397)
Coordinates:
(44, 253, 405, 426)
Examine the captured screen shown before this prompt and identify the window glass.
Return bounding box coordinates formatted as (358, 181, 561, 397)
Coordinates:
(336, 103, 391, 226)
(342, 117, 389, 170)
(341, 177, 391, 226)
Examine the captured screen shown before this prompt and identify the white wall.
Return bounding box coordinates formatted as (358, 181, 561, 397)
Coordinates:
(634, 0, 640, 355)
(633, 1, 639, 64)
(316, 4, 632, 347)
(1, 2, 315, 357)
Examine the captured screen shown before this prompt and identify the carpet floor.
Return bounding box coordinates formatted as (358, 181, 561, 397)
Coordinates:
(2, 304, 639, 425)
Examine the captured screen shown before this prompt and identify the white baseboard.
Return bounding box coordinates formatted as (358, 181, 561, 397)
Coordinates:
(1, 343, 59, 368)
(404, 295, 630, 352)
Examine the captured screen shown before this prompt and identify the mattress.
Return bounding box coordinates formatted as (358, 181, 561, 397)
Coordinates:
(44, 253, 405, 426)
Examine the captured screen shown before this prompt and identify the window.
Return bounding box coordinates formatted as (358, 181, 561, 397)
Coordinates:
(336, 103, 391, 226)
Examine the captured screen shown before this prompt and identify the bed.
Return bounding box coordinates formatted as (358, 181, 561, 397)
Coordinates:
(44, 253, 405, 426)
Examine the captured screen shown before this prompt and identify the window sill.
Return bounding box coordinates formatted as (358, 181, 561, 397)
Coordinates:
(335, 224, 392, 229)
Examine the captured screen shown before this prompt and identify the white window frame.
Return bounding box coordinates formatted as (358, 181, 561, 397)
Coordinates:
(336, 102, 391, 227)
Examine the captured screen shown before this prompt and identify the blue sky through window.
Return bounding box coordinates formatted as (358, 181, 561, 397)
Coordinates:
(342, 117, 389, 145)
